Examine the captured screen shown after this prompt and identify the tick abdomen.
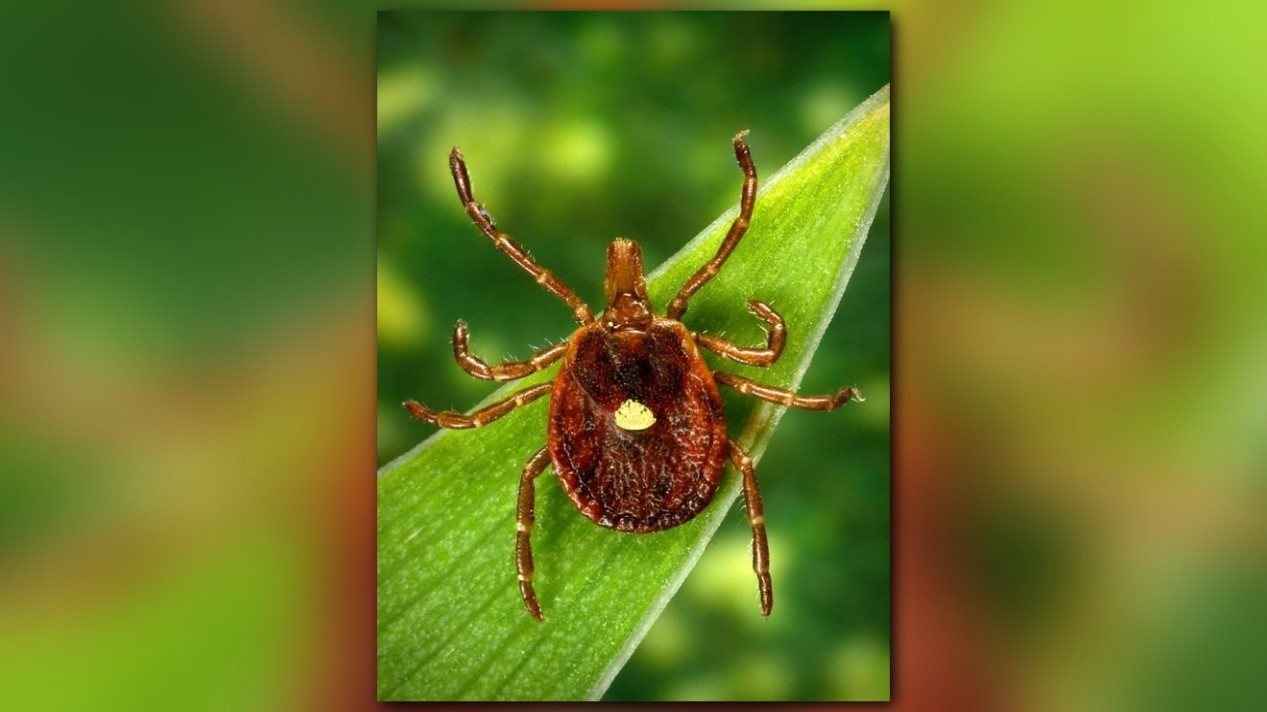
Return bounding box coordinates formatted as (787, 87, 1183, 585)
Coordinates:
(547, 318, 729, 532)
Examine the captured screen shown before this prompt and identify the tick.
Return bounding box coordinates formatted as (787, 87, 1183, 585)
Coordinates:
(405, 132, 863, 621)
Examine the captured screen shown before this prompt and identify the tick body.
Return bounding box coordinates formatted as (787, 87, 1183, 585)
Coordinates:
(405, 132, 864, 621)
(550, 310, 729, 534)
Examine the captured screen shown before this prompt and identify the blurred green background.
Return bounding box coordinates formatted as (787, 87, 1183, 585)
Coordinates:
(376, 11, 891, 701)
(3, 0, 1267, 710)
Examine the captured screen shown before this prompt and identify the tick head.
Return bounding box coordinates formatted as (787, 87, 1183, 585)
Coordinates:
(603, 238, 652, 331)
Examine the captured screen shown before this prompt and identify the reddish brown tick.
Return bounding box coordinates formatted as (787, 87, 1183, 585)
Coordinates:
(405, 132, 863, 621)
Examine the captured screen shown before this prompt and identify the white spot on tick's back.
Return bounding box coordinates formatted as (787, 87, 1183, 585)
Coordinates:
(614, 399, 656, 431)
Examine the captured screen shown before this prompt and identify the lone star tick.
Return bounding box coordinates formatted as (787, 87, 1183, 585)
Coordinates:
(404, 132, 864, 621)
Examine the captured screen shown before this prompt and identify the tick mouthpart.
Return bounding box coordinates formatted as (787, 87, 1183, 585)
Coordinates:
(603, 239, 652, 330)
(605, 239, 647, 301)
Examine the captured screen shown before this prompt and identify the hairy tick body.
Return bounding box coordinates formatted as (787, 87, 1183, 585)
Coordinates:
(404, 132, 863, 621)
(549, 317, 729, 533)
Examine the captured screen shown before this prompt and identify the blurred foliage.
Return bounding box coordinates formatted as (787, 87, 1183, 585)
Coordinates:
(0, 2, 369, 710)
(376, 11, 890, 701)
(894, 3, 1267, 711)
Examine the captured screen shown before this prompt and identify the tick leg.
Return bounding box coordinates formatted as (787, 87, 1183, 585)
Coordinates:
(729, 439, 773, 616)
(452, 320, 568, 382)
(714, 372, 865, 410)
(403, 382, 551, 430)
(450, 148, 593, 324)
(695, 300, 786, 367)
(667, 131, 757, 320)
(517, 446, 550, 621)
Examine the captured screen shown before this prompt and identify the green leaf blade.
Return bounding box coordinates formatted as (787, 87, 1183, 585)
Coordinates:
(378, 84, 889, 701)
